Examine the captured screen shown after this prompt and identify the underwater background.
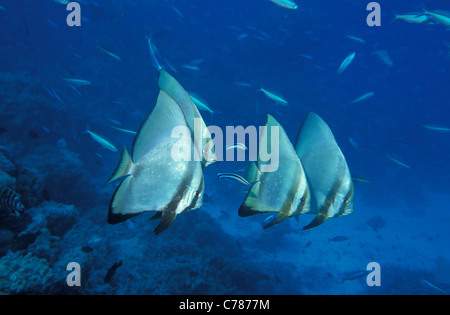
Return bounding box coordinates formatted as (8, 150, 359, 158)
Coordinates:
(0, 0, 449, 295)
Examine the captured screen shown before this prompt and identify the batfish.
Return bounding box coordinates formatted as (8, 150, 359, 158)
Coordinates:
(108, 71, 214, 234)
(238, 114, 310, 229)
(295, 112, 354, 230)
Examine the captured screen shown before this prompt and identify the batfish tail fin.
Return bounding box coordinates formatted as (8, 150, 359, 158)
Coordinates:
(108, 146, 134, 183)
(154, 210, 177, 235)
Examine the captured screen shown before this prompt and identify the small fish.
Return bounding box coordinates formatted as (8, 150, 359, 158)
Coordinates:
(351, 175, 372, 184)
(217, 173, 251, 186)
(69, 50, 84, 59)
(260, 88, 288, 105)
(386, 154, 410, 169)
(328, 236, 349, 242)
(225, 143, 248, 151)
(343, 270, 370, 281)
(351, 92, 375, 104)
(98, 46, 122, 61)
(421, 279, 447, 294)
(269, 0, 298, 10)
(337, 52, 356, 75)
(237, 33, 248, 40)
(67, 83, 82, 96)
(373, 50, 393, 66)
(234, 81, 252, 88)
(85, 129, 118, 152)
(348, 137, 359, 150)
(305, 241, 312, 248)
(424, 10, 450, 27)
(423, 125, 450, 132)
(394, 13, 430, 24)
(181, 65, 200, 71)
(189, 93, 214, 114)
(147, 37, 162, 71)
(47, 88, 65, 104)
(108, 117, 122, 125)
(47, 19, 59, 29)
(169, 3, 183, 18)
(299, 54, 314, 60)
(111, 125, 137, 135)
(61, 78, 91, 86)
(346, 35, 366, 44)
(0, 187, 26, 217)
(188, 59, 205, 66)
(263, 214, 276, 224)
(104, 261, 123, 284)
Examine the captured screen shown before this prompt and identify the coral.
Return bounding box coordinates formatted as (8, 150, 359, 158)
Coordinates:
(19, 145, 97, 209)
(0, 230, 14, 256)
(0, 250, 52, 294)
(0, 151, 17, 189)
(18, 201, 78, 240)
(36, 201, 79, 237)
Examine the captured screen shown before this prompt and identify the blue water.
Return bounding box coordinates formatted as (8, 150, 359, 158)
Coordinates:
(0, 0, 449, 295)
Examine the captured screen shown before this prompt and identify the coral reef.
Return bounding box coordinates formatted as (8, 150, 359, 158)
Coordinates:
(20, 145, 97, 210)
(0, 250, 52, 294)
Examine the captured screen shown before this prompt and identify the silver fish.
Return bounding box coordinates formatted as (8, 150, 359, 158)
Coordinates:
(217, 173, 251, 186)
(239, 115, 310, 229)
(423, 124, 450, 132)
(351, 92, 375, 104)
(108, 70, 215, 234)
(337, 52, 356, 75)
(386, 154, 410, 169)
(85, 129, 118, 152)
(295, 113, 354, 230)
(270, 0, 298, 10)
(260, 88, 288, 105)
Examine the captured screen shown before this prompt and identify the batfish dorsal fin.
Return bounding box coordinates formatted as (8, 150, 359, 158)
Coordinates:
(295, 112, 336, 157)
(154, 210, 177, 235)
(108, 146, 134, 183)
(131, 90, 188, 162)
(158, 70, 216, 167)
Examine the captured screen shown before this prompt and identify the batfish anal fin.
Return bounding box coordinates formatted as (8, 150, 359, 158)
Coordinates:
(154, 210, 177, 235)
(149, 212, 162, 221)
(263, 212, 289, 229)
(238, 203, 263, 217)
(303, 213, 328, 230)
